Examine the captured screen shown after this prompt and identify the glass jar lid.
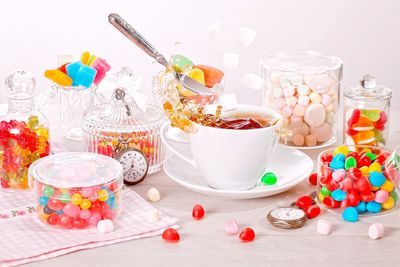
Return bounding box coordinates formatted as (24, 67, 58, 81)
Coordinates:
(29, 152, 123, 188)
(344, 74, 392, 101)
(82, 87, 165, 135)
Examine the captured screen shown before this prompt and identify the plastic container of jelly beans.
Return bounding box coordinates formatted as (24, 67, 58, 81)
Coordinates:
(260, 51, 342, 148)
(344, 75, 392, 147)
(28, 152, 123, 229)
(317, 145, 399, 218)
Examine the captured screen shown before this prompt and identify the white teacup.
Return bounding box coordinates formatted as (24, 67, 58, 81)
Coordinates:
(161, 104, 282, 191)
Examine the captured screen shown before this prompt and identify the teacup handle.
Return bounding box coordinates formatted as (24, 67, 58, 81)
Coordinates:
(160, 123, 197, 168)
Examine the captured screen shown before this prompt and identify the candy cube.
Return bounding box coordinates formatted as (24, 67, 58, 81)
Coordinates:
(92, 58, 111, 85)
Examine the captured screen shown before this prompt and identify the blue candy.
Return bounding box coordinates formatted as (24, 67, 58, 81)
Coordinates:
(355, 201, 367, 213)
(369, 172, 386, 187)
(330, 160, 345, 170)
(56, 210, 64, 215)
(342, 207, 359, 222)
(366, 201, 382, 213)
(331, 189, 347, 201)
(66, 62, 82, 79)
(39, 196, 49, 206)
(332, 153, 346, 162)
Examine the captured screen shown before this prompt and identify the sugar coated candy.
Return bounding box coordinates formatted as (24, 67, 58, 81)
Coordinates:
(261, 172, 277, 185)
(239, 227, 255, 242)
(342, 207, 359, 222)
(162, 228, 180, 243)
(192, 204, 205, 220)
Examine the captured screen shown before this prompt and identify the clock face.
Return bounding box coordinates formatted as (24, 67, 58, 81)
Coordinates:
(116, 148, 149, 185)
(269, 207, 306, 221)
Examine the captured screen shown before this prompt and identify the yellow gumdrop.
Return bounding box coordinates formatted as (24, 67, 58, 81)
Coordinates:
(80, 199, 92, 210)
(98, 189, 109, 202)
(359, 166, 369, 175)
(188, 68, 206, 86)
(381, 180, 395, 192)
(382, 196, 395, 210)
(361, 148, 372, 154)
(369, 162, 382, 173)
(71, 193, 83, 205)
(334, 145, 349, 156)
(371, 185, 380, 191)
(318, 191, 325, 202)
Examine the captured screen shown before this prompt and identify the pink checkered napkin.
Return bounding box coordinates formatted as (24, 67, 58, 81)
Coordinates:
(0, 189, 178, 267)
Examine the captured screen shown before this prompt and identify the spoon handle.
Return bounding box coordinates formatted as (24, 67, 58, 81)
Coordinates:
(108, 13, 169, 67)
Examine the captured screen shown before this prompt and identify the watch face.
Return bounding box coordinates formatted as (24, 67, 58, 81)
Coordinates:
(116, 149, 148, 185)
(269, 207, 306, 221)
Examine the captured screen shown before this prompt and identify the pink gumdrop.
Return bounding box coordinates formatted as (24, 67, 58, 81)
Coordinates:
(224, 219, 239, 235)
(81, 187, 93, 198)
(274, 98, 286, 109)
(297, 95, 310, 106)
(317, 219, 332, 235)
(79, 209, 92, 220)
(87, 212, 102, 226)
(332, 170, 346, 182)
(63, 203, 80, 218)
(375, 190, 389, 203)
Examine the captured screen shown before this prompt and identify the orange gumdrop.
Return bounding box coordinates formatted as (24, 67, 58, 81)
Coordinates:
(351, 116, 374, 131)
(352, 130, 375, 145)
(194, 64, 224, 88)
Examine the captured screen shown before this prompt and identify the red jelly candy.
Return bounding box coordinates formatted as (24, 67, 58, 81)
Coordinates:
(348, 167, 362, 180)
(346, 191, 361, 207)
(47, 214, 58, 225)
(57, 214, 73, 229)
(72, 218, 88, 229)
(306, 205, 321, 218)
(308, 173, 317, 185)
(323, 196, 340, 208)
(375, 154, 387, 165)
(192, 204, 205, 220)
(47, 199, 64, 211)
(321, 154, 333, 164)
(347, 151, 360, 162)
(374, 121, 385, 131)
(347, 109, 361, 127)
(326, 180, 339, 192)
(239, 227, 255, 242)
(360, 191, 375, 202)
(58, 62, 69, 74)
(90, 201, 103, 212)
(356, 177, 371, 193)
(320, 172, 333, 185)
(296, 195, 314, 210)
(340, 178, 354, 192)
(358, 155, 372, 168)
(162, 228, 180, 243)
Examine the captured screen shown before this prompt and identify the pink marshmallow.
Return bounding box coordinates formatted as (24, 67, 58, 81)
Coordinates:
(290, 116, 303, 125)
(293, 104, 306, 117)
(368, 223, 384, 240)
(283, 86, 295, 98)
(297, 95, 310, 107)
(317, 219, 332, 235)
(274, 98, 286, 109)
(281, 106, 293, 117)
(286, 96, 297, 108)
(321, 94, 331, 107)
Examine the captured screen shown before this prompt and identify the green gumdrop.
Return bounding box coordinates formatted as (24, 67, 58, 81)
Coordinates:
(364, 152, 377, 162)
(361, 109, 380, 122)
(43, 186, 55, 197)
(171, 54, 194, 73)
(390, 191, 398, 203)
(345, 156, 357, 170)
(261, 172, 277, 185)
(59, 193, 71, 203)
(320, 186, 331, 197)
(373, 129, 384, 143)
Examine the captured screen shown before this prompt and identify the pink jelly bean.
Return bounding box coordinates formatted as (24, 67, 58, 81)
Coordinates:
(87, 211, 102, 226)
(79, 209, 91, 220)
(332, 170, 346, 182)
(375, 190, 389, 203)
(225, 219, 239, 235)
(63, 203, 80, 218)
(81, 187, 93, 198)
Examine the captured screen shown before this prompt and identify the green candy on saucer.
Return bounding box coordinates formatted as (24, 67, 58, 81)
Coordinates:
(261, 172, 277, 185)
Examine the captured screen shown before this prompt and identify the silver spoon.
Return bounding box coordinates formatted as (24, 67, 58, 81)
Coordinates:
(108, 13, 214, 96)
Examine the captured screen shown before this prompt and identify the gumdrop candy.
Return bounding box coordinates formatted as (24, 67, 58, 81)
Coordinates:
(351, 116, 374, 131)
(239, 227, 255, 242)
(352, 130, 375, 145)
(188, 68, 206, 86)
(194, 64, 224, 88)
(172, 54, 194, 73)
(192, 204, 205, 220)
(162, 228, 180, 243)
(44, 69, 72, 86)
(361, 109, 380, 122)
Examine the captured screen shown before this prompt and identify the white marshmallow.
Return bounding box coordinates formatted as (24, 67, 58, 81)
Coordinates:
(147, 209, 161, 223)
(368, 223, 384, 240)
(238, 27, 257, 47)
(97, 219, 114, 234)
(297, 84, 310, 96)
(147, 187, 161, 202)
(223, 53, 239, 69)
(242, 73, 264, 90)
(317, 219, 332, 235)
(206, 21, 223, 39)
(272, 86, 283, 98)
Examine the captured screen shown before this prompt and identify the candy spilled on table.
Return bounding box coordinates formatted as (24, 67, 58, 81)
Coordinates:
(0, 71, 50, 190)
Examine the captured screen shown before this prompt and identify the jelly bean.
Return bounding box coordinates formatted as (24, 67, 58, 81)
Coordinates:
(81, 187, 93, 198)
(320, 186, 331, 197)
(330, 160, 344, 170)
(368, 162, 382, 174)
(188, 68, 206, 86)
(162, 228, 180, 243)
(390, 191, 398, 202)
(369, 172, 385, 187)
(317, 191, 325, 202)
(375, 154, 387, 165)
(366, 201, 382, 213)
(331, 189, 347, 201)
(261, 172, 277, 185)
(323, 196, 340, 208)
(355, 201, 367, 213)
(334, 145, 349, 156)
(369, 223, 384, 240)
(326, 180, 339, 192)
(57, 214, 73, 229)
(358, 155, 372, 168)
(39, 196, 49, 206)
(63, 203, 80, 218)
(332, 153, 346, 162)
(80, 199, 92, 210)
(47, 214, 58, 225)
(225, 219, 239, 235)
(192, 204, 205, 220)
(380, 180, 395, 192)
(71, 193, 83, 205)
(79, 209, 91, 220)
(382, 196, 395, 210)
(364, 152, 377, 162)
(345, 156, 357, 170)
(43, 186, 55, 197)
(340, 178, 353, 192)
(296, 195, 314, 210)
(44, 69, 73, 86)
(47, 198, 64, 211)
(346, 191, 361, 207)
(308, 173, 317, 185)
(347, 167, 362, 180)
(194, 64, 224, 88)
(43, 206, 55, 215)
(239, 227, 255, 242)
(97, 189, 109, 202)
(347, 151, 360, 162)
(147, 187, 161, 202)
(97, 219, 114, 233)
(360, 191, 375, 202)
(320, 172, 332, 184)
(356, 177, 371, 193)
(59, 193, 71, 203)
(317, 219, 332, 235)
(359, 166, 369, 175)
(332, 170, 345, 182)
(172, 54, 194, 73)
(90, 201, 103, 212)
(342, 207, 359, 222)
(87, 212, 102, 226)
(321, 154, 333, 164)
(306, 205, 321, 218)
(375, 190, 389, 203)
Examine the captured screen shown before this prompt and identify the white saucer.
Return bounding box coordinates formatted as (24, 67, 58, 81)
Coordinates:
(164, 145, 314, 199)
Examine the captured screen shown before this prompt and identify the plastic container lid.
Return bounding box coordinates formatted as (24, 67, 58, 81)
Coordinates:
(344, 74, 392, 101)
(29, 152, 123, 188)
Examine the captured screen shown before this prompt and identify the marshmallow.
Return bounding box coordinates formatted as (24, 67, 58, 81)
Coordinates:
(272, 85, 283, 98)
(287, 74, 303, 86)
(305, 134, 317, 147)
(238, 27, 257, 47)
(97, 219, 114, 234)
(317, 219, 332, 235)
(321, 94, 331, 107)
(368, 223, 384, 240)
(281, 106, 293, 118)
(293, 134, 305, 146)
(309, 92, 322, 103)
(147, 209, 161, 223)
(147, 187, 161, 202)
(310, 123, 333, 142)
(283, 86, 295, 98)
(274, 98, 286, 109)
(224, 219, 239, 235)
(285, 96, 297, 108)
(304, 103, 326, 127)
(297, 84, 310, 95)
(290, 116, 303, 125)
(293, 105, 306, 117)
(223, 53, 239, 69)
(242, 73, 264, 90)
(297, 95, 310, 107)
(206, 21, 223, 39)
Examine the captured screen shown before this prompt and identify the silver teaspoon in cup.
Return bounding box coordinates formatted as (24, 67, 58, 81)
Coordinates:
(108, 13, 214, 96)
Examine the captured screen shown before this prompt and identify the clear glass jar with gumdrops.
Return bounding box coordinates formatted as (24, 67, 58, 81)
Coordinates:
(260, 51, 342, 148)
(29, 152, 123, 229)
(0, 71, 50, 190)
(344, 75, 391, 147)
(317, 145, 399, 218)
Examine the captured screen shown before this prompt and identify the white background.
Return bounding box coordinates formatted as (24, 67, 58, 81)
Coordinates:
(0, 0, 399, 110)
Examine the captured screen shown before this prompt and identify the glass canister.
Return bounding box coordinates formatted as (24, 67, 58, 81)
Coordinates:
(0, 71, 50, 190)
(82, 87, 166, 178)
(260, 51, 342, 148)
(344, 75, 391, 147)
(29, 152, 123, 229)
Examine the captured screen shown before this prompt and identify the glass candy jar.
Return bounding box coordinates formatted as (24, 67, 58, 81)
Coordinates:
(0, 71, 50, 190)
(344, 75, 392, 147)
(260, 51, 342, 148)
(82, 87, 166, 183)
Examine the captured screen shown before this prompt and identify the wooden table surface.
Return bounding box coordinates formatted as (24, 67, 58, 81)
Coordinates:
(1, 104, 398, 267)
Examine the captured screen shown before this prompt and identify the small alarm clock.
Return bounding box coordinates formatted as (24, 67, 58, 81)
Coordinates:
(115, 148, 149, 185)
(267, 206, 307, 229)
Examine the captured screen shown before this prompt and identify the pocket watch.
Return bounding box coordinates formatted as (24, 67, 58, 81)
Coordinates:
(115, 148, 149, 185)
